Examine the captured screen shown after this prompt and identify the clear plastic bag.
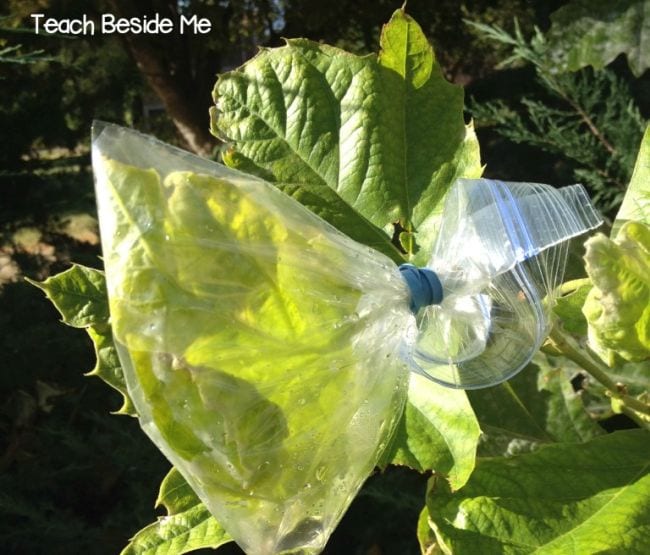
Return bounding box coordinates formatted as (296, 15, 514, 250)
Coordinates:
(92, 122, 413, 555)
(410, 178, 602, 388)
(91, 123, 601, 554)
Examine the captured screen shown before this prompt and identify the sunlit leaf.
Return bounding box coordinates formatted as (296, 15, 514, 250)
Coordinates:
(211, 9, 481, 264)
(120, 468, 232, 555)
(26, 264, 108, 328)
(381, 374, 480, 490)
(583, 221, 650, 362)
(612, 124, 650, 236)
(552, 281, 592, 336)
(426, 430, 650, 554)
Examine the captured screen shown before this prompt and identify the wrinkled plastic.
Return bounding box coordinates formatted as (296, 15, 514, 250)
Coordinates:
(411, 179, 602, 388)
(92, 122, 412, 555)
(91, 123, 602, 554)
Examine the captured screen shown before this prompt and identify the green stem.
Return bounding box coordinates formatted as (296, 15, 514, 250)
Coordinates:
(620, 405, 650, 428)
(549, 326, 650, 419)
(558, 278, 591, 296)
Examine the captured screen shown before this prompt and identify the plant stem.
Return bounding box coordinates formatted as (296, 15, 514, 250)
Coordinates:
(541, 71, 617, 156)
(564, 96, 617, 155)
(621, 405, 650, 428)
(558, 278, 591, 296)
(549, 326, 650, 419)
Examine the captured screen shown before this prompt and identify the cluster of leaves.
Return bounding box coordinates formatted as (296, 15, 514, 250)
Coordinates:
(30, 6, 650, 555)
(468, 14, 647, 213)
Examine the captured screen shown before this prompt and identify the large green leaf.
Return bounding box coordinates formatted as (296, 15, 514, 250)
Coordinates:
(26, 264, 109, 328)
(120, 468, 232, 555)
(468, 354, 603, 457)
(28, 265, 136, 415)
(211, 8, 481, 264)
(381, 373, 480, 491)
(583, 221, 650, 362)
(547, 0, 650, 77)
(612, 124, 650, 237)
(425, 429, 650, 554)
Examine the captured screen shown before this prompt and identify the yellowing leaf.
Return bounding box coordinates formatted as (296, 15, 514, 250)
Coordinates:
(583, 221, 650, 362)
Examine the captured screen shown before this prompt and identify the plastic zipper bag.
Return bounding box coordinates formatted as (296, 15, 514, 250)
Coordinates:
(91, 122, 602, 554)
(411, 179, 602, 388)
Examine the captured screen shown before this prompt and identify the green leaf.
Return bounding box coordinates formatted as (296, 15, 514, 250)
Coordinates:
(28, 264, 137, 415)
(426, 429, 650, 554)
(211, 8, 481, 262)
(223, 149, 404, 263)
(156, 468, 205, 513)
(121, 468, 232, 555)
(608, 360, 650, 396)
(583, 221, 650, 362)
(535, 355, 605, 442)
(547, 0, 650, 77)
(552, 281, 592, 336)
(26, 264, 109, 328)
(417, 505, 440, 555)
(612, 124, 650, 237)
(86, 324, 136, 416)
(381, 374, 480, 491)
(468, 354, 602, 456)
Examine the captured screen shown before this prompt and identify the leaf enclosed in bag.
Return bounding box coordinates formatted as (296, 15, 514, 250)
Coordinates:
(93, 122, 413, 554)
(211, 9, 481, 264)
(426, 429, 650, 554)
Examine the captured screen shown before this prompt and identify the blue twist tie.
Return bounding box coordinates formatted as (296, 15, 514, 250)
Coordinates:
(398, 264, 443, 313)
